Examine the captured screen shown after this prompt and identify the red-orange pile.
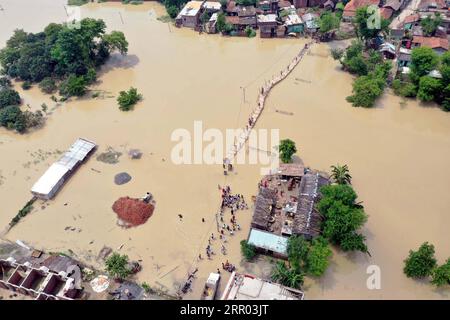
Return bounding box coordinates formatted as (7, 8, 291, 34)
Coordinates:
(112, 197, 154, 227)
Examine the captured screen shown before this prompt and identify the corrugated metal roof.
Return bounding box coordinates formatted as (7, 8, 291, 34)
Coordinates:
(247, 228, 288, 255)
(31, 163, 69, 196)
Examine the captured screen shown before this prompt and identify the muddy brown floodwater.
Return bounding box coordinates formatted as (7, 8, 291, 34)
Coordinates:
(0, 1, 449, 300)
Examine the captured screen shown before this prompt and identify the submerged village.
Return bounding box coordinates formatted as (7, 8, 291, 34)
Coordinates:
(0, 0, 450, 301)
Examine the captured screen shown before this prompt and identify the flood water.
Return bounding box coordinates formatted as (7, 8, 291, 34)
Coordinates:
(0, 1, 449, 299)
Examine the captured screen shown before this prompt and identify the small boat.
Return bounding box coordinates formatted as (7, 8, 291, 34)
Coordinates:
(201, 272, 221, 300)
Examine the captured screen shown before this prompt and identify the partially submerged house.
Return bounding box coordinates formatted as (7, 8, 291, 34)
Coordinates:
(302, 12, 319, 33)
(206, 12, 219, 33)
(258, 14, 279, 38)
(0, 258, 82, 300)
(285, 13, 304, 34)
(176, 1, 204, 28)
(248, 165, 329, 258)
(31, 138, 96, 200)
(221, 272, 304, 300)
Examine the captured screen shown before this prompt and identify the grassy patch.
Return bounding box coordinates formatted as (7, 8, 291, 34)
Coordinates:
(68, 0, 88, 6)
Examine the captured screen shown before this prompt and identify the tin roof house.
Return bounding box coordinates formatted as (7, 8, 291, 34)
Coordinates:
(31, 138, 96, 199)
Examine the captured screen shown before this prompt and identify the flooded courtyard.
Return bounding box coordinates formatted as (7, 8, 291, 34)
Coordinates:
(0, 0, 449, 299)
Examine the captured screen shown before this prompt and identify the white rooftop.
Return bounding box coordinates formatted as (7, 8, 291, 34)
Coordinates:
(285, 14, 303, 26)
(257, 14, 278, 23)
(31, 163, 69, 196)
(202, 1, 221, 11)
(221, 272, 304, 300)
(178, 1, 204, 17)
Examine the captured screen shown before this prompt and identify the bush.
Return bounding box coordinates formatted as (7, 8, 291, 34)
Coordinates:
(59, 74, 87, 97)
(105, 253, 132, 280)
(403, 242, 437, 279)
(22, 81, 32, 90)
(0, 105, 26, 132)
(279, 139, 297, 163)
(166, 6, 179, 19)
(245, 26, 256, 38)
(240, 240, 257, 261)
(0, 89, 21, 108)
(431, 259, 450, 287)
(39, 77, 57, 94)
(117, 87, 142, 111)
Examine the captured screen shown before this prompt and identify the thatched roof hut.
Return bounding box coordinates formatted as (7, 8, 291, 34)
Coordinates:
(278, 163, 305, 178)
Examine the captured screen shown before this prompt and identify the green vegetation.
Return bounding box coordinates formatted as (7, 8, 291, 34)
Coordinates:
(354, 6, 389, 43)
(403, 242, 450, 287)
(431, 259, 450, 287)
(271, 260, 305, 288)
(161, 0, 187, 20)
(236, 0, 257, 5)
(21, 81, 32, 90)
(68, 0, 88, 6)
(240, 240, 257, 261)
(216, 12, 234, 34)
(271, 235, 332, 288)
(9, 198, 35, 227)
(105, 253, 132, 280)
(142, 282, 152, 293)
(279, 139, 297, 163)
(403, 242, 437, 279)
(319, 12, 340, 34)
(330, 164, 352, 185)
(0, 77, 44, 133)
(117, 87, 142, 111)
(317, 184, 368, 253)
(420, 13, 442, 37)
(0, 19, 128, 99)
(245, 26, 257, 38)
(334, 41, 391, 108)
(394, 49, 450, 111)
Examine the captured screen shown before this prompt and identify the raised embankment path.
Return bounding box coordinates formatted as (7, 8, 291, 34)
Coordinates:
(225, 41, 313, 162)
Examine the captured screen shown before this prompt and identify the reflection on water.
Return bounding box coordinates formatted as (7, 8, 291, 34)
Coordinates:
(0, 1, 449, 300)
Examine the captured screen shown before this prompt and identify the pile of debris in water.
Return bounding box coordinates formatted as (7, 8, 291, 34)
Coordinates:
(112, 196, 154, 228)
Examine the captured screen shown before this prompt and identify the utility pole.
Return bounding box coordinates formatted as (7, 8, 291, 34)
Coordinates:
(118, 12, 124, 24)
(240, 86, 246, 103)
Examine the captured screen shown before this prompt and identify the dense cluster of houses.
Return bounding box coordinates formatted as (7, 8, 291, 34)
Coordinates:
(387, 0, 449, 76)
(246, 162, 329, 258)
(175, 0, 334, 37)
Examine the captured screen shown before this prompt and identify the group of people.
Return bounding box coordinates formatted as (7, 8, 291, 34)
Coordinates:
(221, 260, 236, 273)
(220, 185, 248, 211)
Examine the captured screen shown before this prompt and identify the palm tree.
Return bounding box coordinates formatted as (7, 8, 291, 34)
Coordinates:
(330, 164, 352, 185)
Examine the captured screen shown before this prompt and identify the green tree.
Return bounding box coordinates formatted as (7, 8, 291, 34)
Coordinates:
(319, 12, 339, 33)
(0, 105, 26, 132)
(105, 252, 132, 280)
(59, 74, 87, 97)
(330, 164, 352, 185)
(417, 76, 442, 102)
(279, 139, 297, 163)
(431, 258, 450, 287)
(287, 236, 310, 270)
(240, 240, 257, 261)
(346, 74, 384, 108)
(403, 242, 437, 279)
(340, 232, 368, 253)
(354, 6, 389, 42)
(318, 184, 368, 253)
(103, 31, 129, 55)
(117, 87, 142, 111)
(271, 261, 304, 289)
(410, 47, 439, 82)
(330, 48, 344, 60)
(216, 13, 227, 33)
(166, 6, 179, 19)
(306, 237, 332, 276)
(39, 77, 57, 94)
(420, 13, 442, 36)
(0, 89, 21, 108)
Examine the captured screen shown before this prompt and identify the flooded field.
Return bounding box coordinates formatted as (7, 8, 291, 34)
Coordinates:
(0, 0, 449, 299)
